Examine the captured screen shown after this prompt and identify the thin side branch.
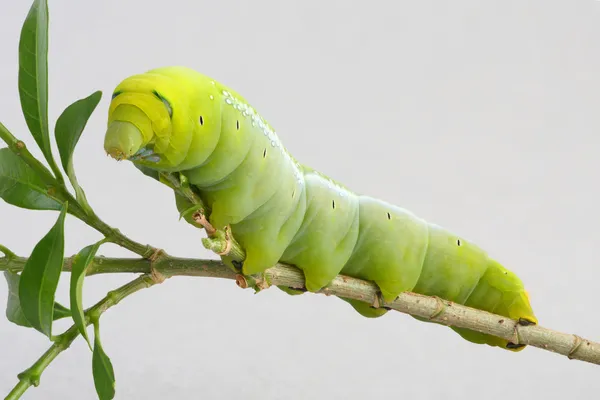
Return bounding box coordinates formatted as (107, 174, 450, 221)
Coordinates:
(4, 274, 158, 400)
(159, 171, 246, 260)
(2, 253, 599, 366)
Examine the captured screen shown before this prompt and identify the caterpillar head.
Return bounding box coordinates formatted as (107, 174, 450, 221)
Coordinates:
(104, 66, 222, 171)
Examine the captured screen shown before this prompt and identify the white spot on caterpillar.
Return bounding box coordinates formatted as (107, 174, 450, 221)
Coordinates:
(209, 95, 214, 100)
(221, 87, 307, 184)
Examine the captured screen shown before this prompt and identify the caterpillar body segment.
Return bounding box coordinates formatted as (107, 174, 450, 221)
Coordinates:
(104, 66, 537, 351)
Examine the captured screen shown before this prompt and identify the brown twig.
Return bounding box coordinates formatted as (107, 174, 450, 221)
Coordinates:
(2, 254, 599, 366)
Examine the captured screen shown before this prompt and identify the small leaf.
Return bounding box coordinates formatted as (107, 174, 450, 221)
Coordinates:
(0, 148, 62, 211)
(4, 271, 71, 328)
(18, 0, 59, 177)
(92, 323, 116, 400)
(5, 271, 34, 327)
(55, 91, 102, 210)
(70, 240, 104, 348)
(19, 202, 68, 337)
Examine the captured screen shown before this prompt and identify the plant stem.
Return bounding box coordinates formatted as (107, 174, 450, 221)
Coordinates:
(0, 121, 151, 257)
(1, 121, 240, 260)
(159, 172, 245, 260)
(86, 214, 153, 256)
(4, 274, 157, 400)
(2, 253, 599, 366)
(0, 122, 56, 186)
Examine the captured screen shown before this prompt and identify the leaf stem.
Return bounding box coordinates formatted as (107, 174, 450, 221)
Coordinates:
(4, 274, 157, 400)
(0, 244, 17, 261)
(87, 216, 153, 257)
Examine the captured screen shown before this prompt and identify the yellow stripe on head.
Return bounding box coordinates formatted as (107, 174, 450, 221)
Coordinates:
(105, 72, 192, 168)
(105, 66, 224, 171)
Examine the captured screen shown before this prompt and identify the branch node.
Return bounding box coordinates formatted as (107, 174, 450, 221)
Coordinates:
(147, 248, 168, 283)
(17, 370, 40, 387)
(201, 228, 234, 257)
(511, 322, 522, 346)
(255, 273, 271, 291)
(148, 247, 164, 263)
(569, 335, 583, 360)
(141, 245, 158, 260)
(106, 289, 120, 304)
(372, 292, 385, 309)
(150, 268, 167, 284)
(235, 274, 248, 289)
(428, 296, 447, 320)
(88, 310, 101, 324)
(216, 225, 232, 256)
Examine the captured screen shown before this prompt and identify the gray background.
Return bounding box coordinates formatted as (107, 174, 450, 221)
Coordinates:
(1, 0, 599, 398)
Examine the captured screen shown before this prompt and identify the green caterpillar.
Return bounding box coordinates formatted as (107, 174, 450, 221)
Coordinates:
(103, 66, 537, 351)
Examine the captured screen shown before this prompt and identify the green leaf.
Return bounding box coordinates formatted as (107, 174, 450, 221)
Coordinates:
(0, 147, 62, 211)
(92, 323, 116, 400)
(5, 271, 34, 327)
(18, 0, 62, 182)
(69, 240, 104, 349)
(55, 91, 102, 211)
(18, 202, 68, 338)
(4, 271, 71, 328)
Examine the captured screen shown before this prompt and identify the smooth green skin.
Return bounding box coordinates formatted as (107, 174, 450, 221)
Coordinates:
(104, 66, 537, 351)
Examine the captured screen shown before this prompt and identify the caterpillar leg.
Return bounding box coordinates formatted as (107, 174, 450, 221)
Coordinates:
(450, 261, 537, 350)
(411, 234, 538, 351)
(277, 286, 306, 296)
(280, 173, 360, 292)
(339, 297, 389, 318)
(340, 197, 429, 303)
